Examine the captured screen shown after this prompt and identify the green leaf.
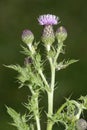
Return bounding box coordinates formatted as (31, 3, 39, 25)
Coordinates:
(6, 106, 30, 130)
(21, 45, 32, 56)
(56, 59, 79, 70)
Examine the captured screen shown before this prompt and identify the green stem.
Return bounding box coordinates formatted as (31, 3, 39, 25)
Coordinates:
(39, 69, 49, 89)
(54, 42, 63, 63)
(35, 116, 41, 130)
(48, 58, 55, 114)
(46, 122, 53, 130)
(47, 42, 63, 130)
(35, 97, 41, 130)
(57, 102, 67, 114)
(47, 58, 56, 130)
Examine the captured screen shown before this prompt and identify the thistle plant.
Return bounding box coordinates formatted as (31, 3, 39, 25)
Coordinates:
(6, 14, 87, 130)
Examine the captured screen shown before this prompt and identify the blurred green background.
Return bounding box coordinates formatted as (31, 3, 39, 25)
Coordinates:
(0, 0, 87, 129)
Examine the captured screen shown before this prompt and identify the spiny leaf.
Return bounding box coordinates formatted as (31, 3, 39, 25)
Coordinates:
(6, 106, 20, 119)
(20, 45, 32, 56)
(56, 59, 79, 70)
(65, 59, 79, 65)
(5, 64, 22, 72)
(6, 106, 30, 130)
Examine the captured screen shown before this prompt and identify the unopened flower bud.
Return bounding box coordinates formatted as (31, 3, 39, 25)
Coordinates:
(56, 26, 67, 43)
(76, 118, 87, 130)
(22, 29, 34, 44)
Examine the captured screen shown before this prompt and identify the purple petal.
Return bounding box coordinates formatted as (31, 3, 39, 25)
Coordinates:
(38, 14, 59, 25)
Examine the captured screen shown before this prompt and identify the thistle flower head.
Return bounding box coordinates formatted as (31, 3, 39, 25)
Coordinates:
(22, 29, 34, 44)
(42, 25, 55, 46)
(56, 26, 67, 43)
(38, 14, 59, 25)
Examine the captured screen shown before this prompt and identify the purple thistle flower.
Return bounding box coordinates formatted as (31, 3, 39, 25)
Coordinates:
(38, 14, 59, 25)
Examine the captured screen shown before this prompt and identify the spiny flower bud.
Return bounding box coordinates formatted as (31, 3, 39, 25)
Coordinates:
(22, 29, 34, 44)
(76, 118, 87, 130)
(56, 26, 67, 43)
